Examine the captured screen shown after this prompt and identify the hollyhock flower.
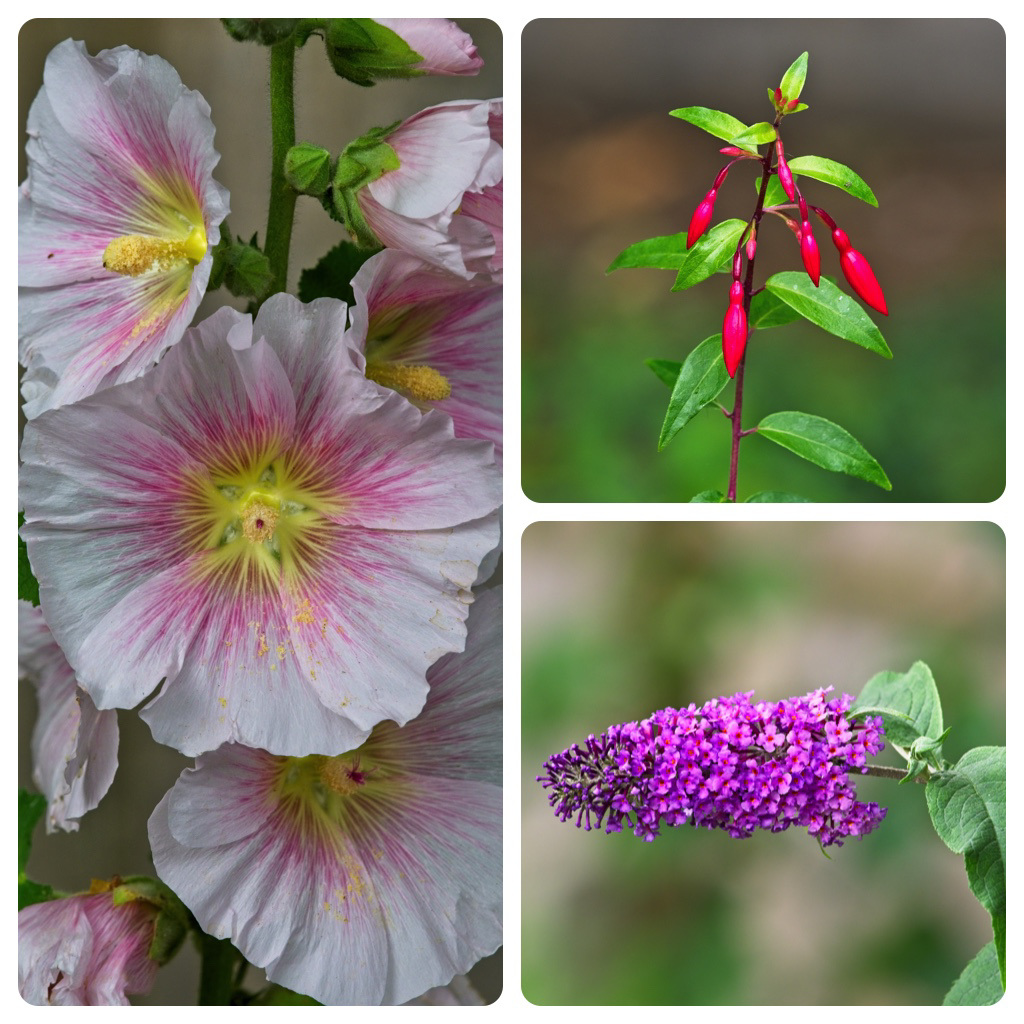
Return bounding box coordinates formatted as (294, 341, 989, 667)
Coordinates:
(538, 686, 887, 847)
(375, 18, 484, 76)
(19, 878, 187, 1005)
(148, 587, 502, 1005)
(357, 98, 502, 280)
(350, 248, 501, 465)
(18, 601, 118, 834)
(20, 294, 500, 758)
(18, 39, 229, 419)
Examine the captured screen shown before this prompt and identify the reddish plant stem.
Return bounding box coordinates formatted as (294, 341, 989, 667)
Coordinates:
(726, 115, 782, 502)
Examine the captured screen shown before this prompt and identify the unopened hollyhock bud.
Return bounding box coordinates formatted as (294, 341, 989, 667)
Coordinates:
(775, 140, 796, 201)
(722, 279, 747, 378)
(686, 188, 717, 249)
(832, 228, 888, 315)
(537, 687, 887, 847)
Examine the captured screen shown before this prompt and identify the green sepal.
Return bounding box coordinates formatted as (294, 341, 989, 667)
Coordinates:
(671, 219, 746, 292)
(657, 334, 730, 450)
(943, 940, 1003, 1005)
(668, 106, 749, 144)
(298, 240, 382, 308)
(222, 19, 300, 45)
(690, 490, 726, 502)
(756, 410, 892, 490)
(728, 121, 776, 152)
(645, 358, 682, 388)
(744, 491, 811, 502)
(18, 512, 40, 607)
(18, 789, 56, 910)
(328, 127, 401, 247)
(910, 727, 953, 769)
(112, 875, 192, 966)
(284, 143, 332, 197)
(211, 235, 274, 300)
(787, 155, 878, 206)
(779, 52, 809, 105)
(763, 271, 892, 358)
(318, 19, 424, 86)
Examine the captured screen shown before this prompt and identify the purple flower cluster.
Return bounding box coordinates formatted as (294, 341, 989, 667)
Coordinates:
(537, 687, 887, 847)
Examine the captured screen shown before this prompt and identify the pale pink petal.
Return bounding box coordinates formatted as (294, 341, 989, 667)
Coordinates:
(375, 18, 484, 76)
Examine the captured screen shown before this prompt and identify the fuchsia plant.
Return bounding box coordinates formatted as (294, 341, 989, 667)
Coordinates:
(609, 53, 893, 502)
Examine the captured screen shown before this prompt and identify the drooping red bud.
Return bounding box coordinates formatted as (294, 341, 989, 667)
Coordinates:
(786, 98, 799, 111)
(686, 188, 717, 249)
(774, 87, 783, 104)
(746, 232, 757, 262)
(722, 279, 748, 378)
(799, 221, 820, 286)
(832, 228, 887, 314)
(719, 146, 746, 157)
(775, 140, 796, 201)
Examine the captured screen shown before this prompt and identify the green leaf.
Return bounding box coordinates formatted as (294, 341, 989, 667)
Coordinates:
(216, 239, 273, 300)
(779, 52, 809, 103)
(764, 271, 892, 357)
(671, 219, 746, 292)
(760, 175, 791, 210)
(668, 106, 749, 144)
(645, 358, 682, 388)
(657, 334, 730, 450)
(926, 747, 1006, 987)
(19, 789, 56, 910)
(608, 233, 689, 273)
(744, 491, 811, 502)
(943, 940, 1003, 1005)
(690, 490, 726, 502)
(18, 512, 40, 607)
(852, 662, 944, 750)
(298, 241, 382, 308)
(749, 288, 802, 330)
(728, 121, 777, 153)
(787, 156, 878, 206)
(757, 411, 891, 489)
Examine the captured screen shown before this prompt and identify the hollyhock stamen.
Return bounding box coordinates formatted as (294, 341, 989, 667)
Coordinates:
(102, 227, 207, 278)
(365, 361, 452, 401)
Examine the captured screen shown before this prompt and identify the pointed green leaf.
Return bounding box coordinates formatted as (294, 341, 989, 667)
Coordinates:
(943, 941, 1003, 1005)
(744, 491, 811, 502)
(760, 175, 791, 210)
(757, 411, 891, 489)
(779, 52, 809, 103)
(690, 489, 726, 502)
(749, 288, 802, 329)
(298, 241, 381, 307)
(671, 219, 746, 292)
(646, 358, 682, 388)
(608, 232, 689, 272)
(668, 106, 749, 144)
(658, 334, 730, 450)
(764, 271, 891, 357)
(787, 156, 878, 206)
(852, 662, 944, 750)
(728, 121, 777, 153)
(926, 747, 1005, 987)
(786, 103, 809, 115)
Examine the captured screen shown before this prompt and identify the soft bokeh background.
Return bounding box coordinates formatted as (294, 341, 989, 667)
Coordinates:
(522, 522, 1005, 1004)
(18, 18, 502, 1004)
(522, 20, 1005, 502)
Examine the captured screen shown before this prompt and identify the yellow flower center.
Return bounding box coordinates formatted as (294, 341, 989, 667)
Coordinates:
(364, 360, 451, 402)
(103, 226, 207, 277)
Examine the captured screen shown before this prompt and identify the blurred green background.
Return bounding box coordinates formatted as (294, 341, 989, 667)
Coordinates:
(522, 20, 1005, 502)
(522, 522, 1005, 1004)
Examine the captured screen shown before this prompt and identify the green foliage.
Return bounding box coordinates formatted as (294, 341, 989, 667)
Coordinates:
(18, 512, 40, 606)
(18, 789, 55, 910)
(787, 155, 877, 206)
(608, 232, 691, 272)
(852, 662, 945, 752)
(728, 122, 776, 152)
(744, 491, 810, 502)
(671, 220, 747, 292)
(748, 288, 802, 330)
(298, 241, 382, 308)
(668, 106, 748, 144)
(251, 985, 322, 1005)
(328, 127, 401, 247)
(764, 272, 892, 358)
(212, 234, 274, 300)
(645, 358, 682, 388)
(778, 52, 809, 104)
(942, 941, 1003, 1005)
(760, 175, 789, 210)
(658, 335, 729, 450)
(757, 411, 892, 489)
(689, 490, 725, 502)
(926, 747, 1006, 988)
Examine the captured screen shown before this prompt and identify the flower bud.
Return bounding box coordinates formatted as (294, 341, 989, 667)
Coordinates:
(718, 146, 747, 157)
(775, 140, 796, 201)
(284, 143, 332, 197)
(722, 279, 747, 378)
(686, 188, 717, 249)
(799, 220, 820, 286)
(832, 228, 888, 315)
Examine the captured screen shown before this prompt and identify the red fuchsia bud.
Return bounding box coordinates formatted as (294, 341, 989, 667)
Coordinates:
(786, 98, 799, 111)
(775, 140, 796, 201)
(832, 228, 888, 315)
(746, 232, 757, 261)
(800, 220, 820, 286)
(722, 279, 747, 378)
(774, 87, 783, 104)
(718, 146, 746, 157)
(686, 188, 717, 249)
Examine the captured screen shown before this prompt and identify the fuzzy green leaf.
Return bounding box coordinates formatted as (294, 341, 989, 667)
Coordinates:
(298, 241, 381, 308)
(671, 220, 746, 292)
(943, 941, 1003, 1005)
(852, 662, 944, 750)
(757, 411, 891, 489)
(658, 334, 730, 450)
(787, 155, 878, 206)
(668, 106, 749, 144)
(608, 233, 689, 273)
(764, 272, 892, 357)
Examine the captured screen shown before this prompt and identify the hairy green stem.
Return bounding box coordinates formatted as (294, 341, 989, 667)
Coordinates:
(262, 40, 297, 304)
(198, 933, 243, 1005)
